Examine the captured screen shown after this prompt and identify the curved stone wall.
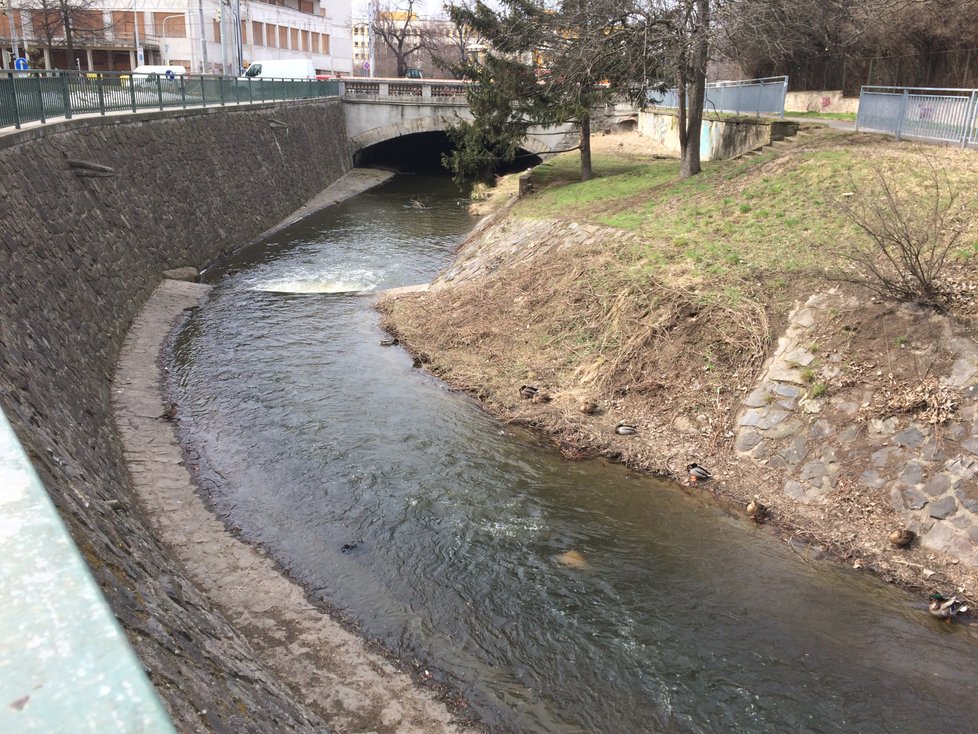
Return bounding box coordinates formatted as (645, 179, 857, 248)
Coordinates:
(0, 100, 351, 732)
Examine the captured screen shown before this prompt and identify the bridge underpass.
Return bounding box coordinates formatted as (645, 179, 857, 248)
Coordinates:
(354, 130, 545, 175)
(340, 78, 591, 175)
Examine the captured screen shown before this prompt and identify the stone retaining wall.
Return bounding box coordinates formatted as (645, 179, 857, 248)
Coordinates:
(0, 101, 352, 731)
(638, 110, 796, 160)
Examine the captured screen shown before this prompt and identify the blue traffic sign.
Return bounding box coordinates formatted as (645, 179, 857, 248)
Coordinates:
(14, 57, 28, 71)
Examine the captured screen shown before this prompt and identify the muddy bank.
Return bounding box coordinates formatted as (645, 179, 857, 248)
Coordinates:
(114, 171, 479, 733)
(379, 145, 978, 610)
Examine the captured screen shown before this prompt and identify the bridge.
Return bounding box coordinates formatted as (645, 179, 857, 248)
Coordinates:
(339, 78, 581, 159)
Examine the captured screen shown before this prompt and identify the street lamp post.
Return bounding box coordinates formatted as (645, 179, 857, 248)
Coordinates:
(133, 1, 143, 66)
(4, 0, 21, 66)
(160, 14, 184, 66)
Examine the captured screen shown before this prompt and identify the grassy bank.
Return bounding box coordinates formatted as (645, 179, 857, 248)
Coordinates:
(382, 129, 978, 596)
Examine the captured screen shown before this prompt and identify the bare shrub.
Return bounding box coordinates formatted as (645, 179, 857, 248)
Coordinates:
(833, 155, 969, 309)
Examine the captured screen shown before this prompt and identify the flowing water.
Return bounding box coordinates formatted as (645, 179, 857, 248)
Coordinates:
(168, 174, 978, 733)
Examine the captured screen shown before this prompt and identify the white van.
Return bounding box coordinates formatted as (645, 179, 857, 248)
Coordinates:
(132, 64, 187, 83)
(241, 59, 316, 80)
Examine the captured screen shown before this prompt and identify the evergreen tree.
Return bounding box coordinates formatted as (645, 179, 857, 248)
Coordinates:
(444, 0, 662, 183)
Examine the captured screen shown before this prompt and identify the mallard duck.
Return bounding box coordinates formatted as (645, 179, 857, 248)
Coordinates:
(687, 463, 711, 483)
(615, 422, 637, 435)
(379, 336, 399, 347)
(747, 498, 767, 522)
(519, 385, 539, 399)
(929, 593, 969, 622)
(580, 400, 599, 415)
(888, 529, 916, 548)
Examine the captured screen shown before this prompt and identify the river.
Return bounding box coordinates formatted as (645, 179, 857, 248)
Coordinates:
(167, 174, 978, 733)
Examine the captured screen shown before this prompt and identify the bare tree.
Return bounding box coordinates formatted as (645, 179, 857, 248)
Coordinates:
(25, 0, 110, 70)
(635, 0, 712, 178)
(373, 0, 431, 78)
(432, 0, 483, 70)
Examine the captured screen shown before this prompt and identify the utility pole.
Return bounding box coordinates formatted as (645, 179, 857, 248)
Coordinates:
(197, 0, 208, 72)
(234, 0, 242, 74)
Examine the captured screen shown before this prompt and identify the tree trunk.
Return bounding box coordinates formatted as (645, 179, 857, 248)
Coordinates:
(62, 2, 76, 71)
(579, 110, 592, 182)
(680, 0, 710, 179)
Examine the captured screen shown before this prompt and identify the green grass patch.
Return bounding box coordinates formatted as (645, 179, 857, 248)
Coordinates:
(786, 111, 857, 121)
(508, 137, 978, 302)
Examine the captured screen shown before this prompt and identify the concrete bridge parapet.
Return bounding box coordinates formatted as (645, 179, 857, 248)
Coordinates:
(340, 78, 582, 157)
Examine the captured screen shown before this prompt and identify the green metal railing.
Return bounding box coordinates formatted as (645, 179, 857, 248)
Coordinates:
(0, 70, 341, 129)
(0, 407, 176, 732)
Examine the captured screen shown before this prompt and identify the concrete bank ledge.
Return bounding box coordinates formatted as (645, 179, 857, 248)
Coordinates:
(0, 408, 174, 733)
(113, 290, 473, 731)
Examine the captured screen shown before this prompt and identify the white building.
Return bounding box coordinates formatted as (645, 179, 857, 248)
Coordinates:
(1, 0, 353, 76)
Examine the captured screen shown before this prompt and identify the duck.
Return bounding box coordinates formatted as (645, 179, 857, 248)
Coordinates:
(888, 529, 916, 548)
(746, 497, 767, 522)
(379, 336, 399, 347)
(686, 463, 711, 483)
(615, 422, 638, 435)
(519, 385, 539, 399)
(580, 400, 599, 415)
(928, 593, 969, 622)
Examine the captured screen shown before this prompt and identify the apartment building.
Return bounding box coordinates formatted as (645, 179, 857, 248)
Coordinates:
(1, 0, 353, 75)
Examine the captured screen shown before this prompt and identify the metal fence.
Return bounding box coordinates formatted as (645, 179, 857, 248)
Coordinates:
(0, 70, 341, 130)
(649, 76, 788, 118)
(856, 85, 978, 147)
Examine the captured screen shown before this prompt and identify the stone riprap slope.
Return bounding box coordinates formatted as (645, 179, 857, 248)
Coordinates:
(0, 102, 350, 731)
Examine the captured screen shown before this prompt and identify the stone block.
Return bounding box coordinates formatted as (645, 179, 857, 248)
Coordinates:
(902, 487, 929, 510)
(893, 425, 925, 448)
(774, 384, 801, 398)
(928, 496, 957, 519)
(923, 472, 951, 498)
(920, 521, 957, 551)
(735, 430, 763, 452)
(784, 479, 828, 504)
(743, 388, 770, 408)
(899, 460, 925, 486)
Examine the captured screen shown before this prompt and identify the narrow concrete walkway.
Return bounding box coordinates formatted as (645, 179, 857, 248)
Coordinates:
(783, 115, 856, 132)
(114, 279, 474, 734)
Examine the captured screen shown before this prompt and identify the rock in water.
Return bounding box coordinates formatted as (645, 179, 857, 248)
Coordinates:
(557, 550, 589, 570)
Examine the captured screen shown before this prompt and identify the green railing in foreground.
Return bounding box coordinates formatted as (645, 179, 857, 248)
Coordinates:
(0, 69, 341, 129)
(0, 407, 175, 732)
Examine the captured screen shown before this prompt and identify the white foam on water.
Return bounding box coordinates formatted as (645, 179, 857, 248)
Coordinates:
(250, 266, 381, 294)
(253, 279, 369, 294)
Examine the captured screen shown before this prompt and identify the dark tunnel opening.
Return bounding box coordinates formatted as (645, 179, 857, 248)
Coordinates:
(354, 131, 543, 178)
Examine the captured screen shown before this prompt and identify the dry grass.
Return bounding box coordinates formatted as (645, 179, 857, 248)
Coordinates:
(380, 129, 978, 599)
